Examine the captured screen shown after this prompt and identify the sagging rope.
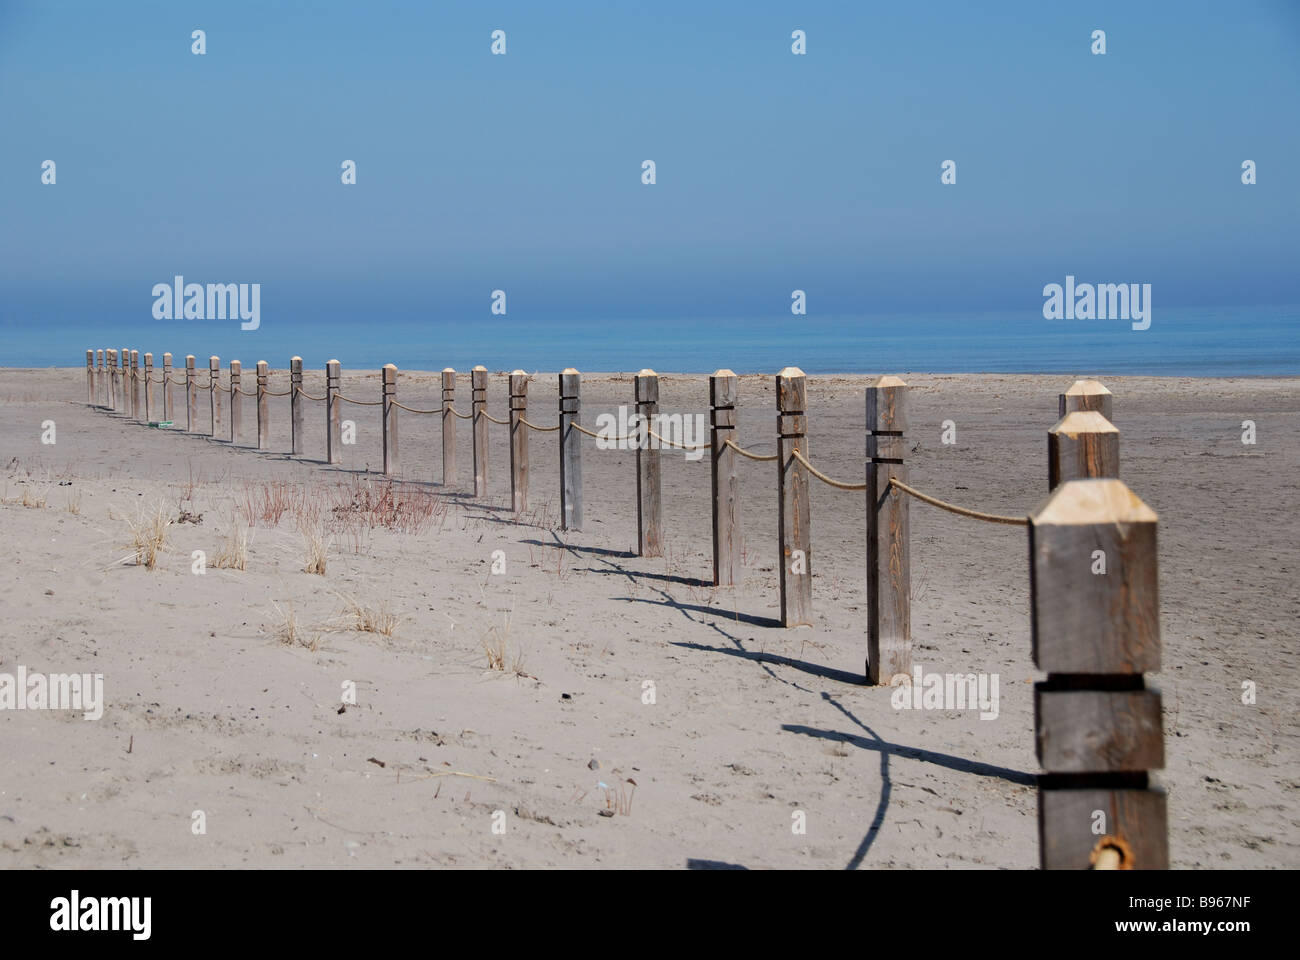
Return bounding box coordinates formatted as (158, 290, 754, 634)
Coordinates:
(520, 416, 560, 432)
(889, 478, 1027, 526)
(572, 421, 638, 443)
(392, 399, 441, 414)
(445, 405, 474, 419)
(791, 449, 868, 491)
(295, 385, 326, 402)
(646, 427, 709, 452)
(337, 394, 383, 406)
(264, 387, 292, 397)
(725, 438, 778, 462)
(481, 411, 510, 426)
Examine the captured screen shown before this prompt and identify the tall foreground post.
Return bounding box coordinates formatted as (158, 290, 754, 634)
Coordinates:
(634, 370, 663, 557)
(866, 375, 911, 683)
(163, 353, 173, 422)
(143, 353, 154, 422)
(1059, 379, 1113, 421)
(326, 360, 341, 464)
(209, 356, 221, 436)
(86, 350, 95, 405)
(229, 360, 243, 442)
(1048, 410, 1118, 489)
(185, 355, 197, 431)
(710, 370, 741, 587)
(509, 371, 528, 512)
(256, 361, 270, 450)
(559, 369, 583, 531)
(382, 363, 398, 475)
(777, 367, 811, 627)
(441, 368, 457, 485)
(1030, 478, 1167, 869)
(290, 357, 304, 455)
(472, 366, 488, 496)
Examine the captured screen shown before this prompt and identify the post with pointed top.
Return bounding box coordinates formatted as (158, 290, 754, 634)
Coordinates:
(208, 356, 221, 436)
(143, 353, 154, 422)
(559, 369, 583, 531)
(229, 360, 242, 443)
(257, 360, 270, 450)
(382, 363, 398, 475)
(107, 350, 118, 411)
(710, 370, 741, 586)
(441, 368, 457, 485)
(471, 366, 488, 496)
(290, 357, 304, 455)
(185, 355, 196, 431)
(509, 370, 528, 512)
(634, 369, 663, 557)
(1049, 411, 1118, 489)
(325, 360, 341, 464)
(866, 375, 910, 683)
(776, 367, 811, 627)
(1031, 478, 1167, 869)
(163, 353, 173, 423)
(131, 350, 141, 420)
(1059, 379, 1113, 421)
(86, 350, 95, 405)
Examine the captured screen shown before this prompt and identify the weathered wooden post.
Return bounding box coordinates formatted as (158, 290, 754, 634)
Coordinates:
(1030, 478, 1166, 869)
(382, 363, 398, 475)
(1059, 379, 1113, 421)
(1049, 411, 1118, 489)
(471, 366, 489, 497)
(509, 370, 528, 512)
(777, 367, 812, 628)
(710, 370, 741, 587)
(634, 369, 663, 557)
(290, 357, 304, 455)
(867, 375, 910, 683)
(229, 360, 243, 443)
(209, 356, 221, 436)
(559, 369, 583, 531)
(130, 350, 141, 419)
(86, 350, 95, 405)
(256, 360, 270, 450)
(96, 350, 105, 406)
(325, 360, 341, 464)
(119, 347, 129, 413)
(185, 355, 197, 431)
(162, 353, 173, 422)
(107, 349, 118, 411)
(441, 368, 457, 485)
(143, 353, 154, 422)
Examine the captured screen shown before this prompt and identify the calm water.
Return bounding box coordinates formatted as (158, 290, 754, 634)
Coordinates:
(4, 306, 1298, 376)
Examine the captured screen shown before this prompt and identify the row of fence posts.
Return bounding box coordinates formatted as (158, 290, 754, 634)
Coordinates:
(86, 351, 1165, 868)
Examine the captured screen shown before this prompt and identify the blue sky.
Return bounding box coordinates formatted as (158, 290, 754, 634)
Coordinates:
(2, 0, 1299, 332)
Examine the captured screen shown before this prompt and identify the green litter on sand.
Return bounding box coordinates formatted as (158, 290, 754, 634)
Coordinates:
(148, 420, 174, 428)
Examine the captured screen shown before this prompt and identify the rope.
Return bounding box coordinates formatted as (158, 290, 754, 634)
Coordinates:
(889, 478, 1028, 526)
(481, 411, 509, 426)
(446, 405, 473, 419)
(264, 387, 292, 397)
(725, 438, 779, 462)
(170, 374, 188, 385)
(646, 427, 709, 452)
(791, 449, 868, 491)
(295, 385, 326, 402)
(233, 386, 258, 396)
(572, 422, 638, 443)
(151, 374, 166, 384)
(519, 416, 560, 432)
(392, 400, 441, 414)
(337, 393, 383, 406)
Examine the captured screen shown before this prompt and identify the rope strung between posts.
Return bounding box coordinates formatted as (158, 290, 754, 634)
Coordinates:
(294, 385, 326, 402)
(264, 387, 292, 397)
(391, 399, 441, 414)
(337, 393, 383, 406)
(791, 449, 868, 491)
(646, 427, 709, 452)
(519, 416, 561, 432)
(724, 438, 779, 462)
(445, 405, 474, 419)
(889, 477, 1028, 526)
(170, 374, 189, 385)
(571, 421, 638, 443)
(481, 411, 510, 426)
(151, 374, 167, 384)
(233, 386, 258, 397)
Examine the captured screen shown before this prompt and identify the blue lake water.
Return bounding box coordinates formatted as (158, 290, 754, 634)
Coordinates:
(4, 306, 1298, 376)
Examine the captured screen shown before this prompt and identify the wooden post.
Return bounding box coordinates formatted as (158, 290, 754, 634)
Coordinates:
(143, 353, 154, 422)
(95, 350, 104, 406)
(382, 363, 399, 475)
(130, 350, 141, 420)
(509, 370, 528, 512)
(634, 369, 663, 557)
(325, 360, 341, 464)
(777, 367, 812, 628)
(472, 366, 488, 497)
(257, 360, 270, 450)
(1030, 478, 1166, 869)
(290, 357, 304, 455)
(866, 375, 910, 683)
(185, 355, 197, 431)
(107, 350, 117, 411)
(119, 347, 129, 414)
(209, 356, 221, 436)
(710, 370, 741, 586)
(86, 350, 95, 405)
(163, 353, 173, 422)
(1059, 379, 1113, 421)
(229, 360, 242, 443)
(559, 369, 583, 531)
(1049, 411, 1119, 489)
(441, 368, 457, 485)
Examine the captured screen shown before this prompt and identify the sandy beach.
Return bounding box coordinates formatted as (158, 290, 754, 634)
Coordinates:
(1, 366, 1296, 869)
